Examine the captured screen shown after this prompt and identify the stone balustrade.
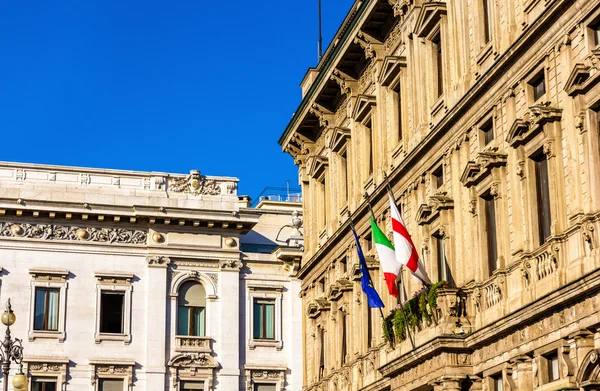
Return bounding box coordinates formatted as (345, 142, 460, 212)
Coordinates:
(174, 336, 212, 353)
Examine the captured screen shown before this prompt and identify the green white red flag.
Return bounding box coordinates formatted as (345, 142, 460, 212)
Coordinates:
(388, 193, 432, 285)
(370, 217, 400, 297)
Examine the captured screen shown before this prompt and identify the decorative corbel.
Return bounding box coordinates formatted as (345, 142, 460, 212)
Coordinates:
(310, 103, 333, 128)
(354, 31, 383, 60)
(331, 69, 357, 96)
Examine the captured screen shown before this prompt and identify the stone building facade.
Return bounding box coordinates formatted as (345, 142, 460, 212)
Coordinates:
(0, 162, 303, 391)
(279, 0, 600, 390)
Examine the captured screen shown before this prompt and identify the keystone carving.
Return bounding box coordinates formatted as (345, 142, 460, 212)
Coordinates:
(168, 170, 221, 196)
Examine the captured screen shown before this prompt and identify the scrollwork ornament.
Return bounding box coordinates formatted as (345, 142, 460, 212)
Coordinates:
(168, 170, 221, 196)
(0, 222, 147, 244)
(516, 160, 526, 180)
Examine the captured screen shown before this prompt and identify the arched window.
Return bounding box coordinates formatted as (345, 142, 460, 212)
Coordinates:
(177, 281, 206, 336)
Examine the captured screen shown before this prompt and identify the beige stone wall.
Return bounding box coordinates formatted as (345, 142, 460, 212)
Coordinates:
(280, 0, 600, 390)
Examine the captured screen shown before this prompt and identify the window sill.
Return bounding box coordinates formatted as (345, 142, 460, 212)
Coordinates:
(430, 95, 445, 119)
(175, 335, 211, 353)
(476, 41, 494, 67)
(248, 338, 283, 350)
(95, 333, 131, 345)
(28, 330, 65, 343)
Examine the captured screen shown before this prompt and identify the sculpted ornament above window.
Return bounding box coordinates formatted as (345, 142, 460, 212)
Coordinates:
(168, 170, 221, 196)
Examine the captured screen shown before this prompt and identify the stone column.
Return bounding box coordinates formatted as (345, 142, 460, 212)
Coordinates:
(510, 355, 533, 390)
(438, 375, 464, 391)
(217, 259, 242, 391)
(145, 256, 171, 391)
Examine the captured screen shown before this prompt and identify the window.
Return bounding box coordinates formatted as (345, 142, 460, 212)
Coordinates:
(434, 233, 452, 285)
(432, 166, 444, 189)
(481, 117, 494, 145)
(393, 83, 403, 142)
(181, 381, 205, 390)
(253, 298, 275, 340)
(591, 20, 600, 46)
(483, 193, 498, 274)
(545, 352, 560, 382)
(32, 378, 57, 391)
(367, 306, 373, 348)
(34, 288, 59, 331)
(341, 312, 347, 364)
(319, 277, 326, 295)
(340, 257, 347, 274)
(529, 71, 546, 102)
(178, 281, 206, 337)
(98, 379, 124, 391)
(254, 385, 276, 391)
(364, 233, 373, 253)
(366, 118, 374, 175)
(319, 328, 325, 379)
(482, 0, 493, 43)
(340, 149, 349, 202)
(533, 152, 552, 244)
(319, 176, 327, 229)
(492, 374, 503, 391)
(432, 32, 443, 98)
(100, 292, 125, 334)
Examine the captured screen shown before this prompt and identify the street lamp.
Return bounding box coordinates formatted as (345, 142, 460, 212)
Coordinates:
(0, 299, 26, 391)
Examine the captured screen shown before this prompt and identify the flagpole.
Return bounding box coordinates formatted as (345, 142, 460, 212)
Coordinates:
(381, 175, 417, 349)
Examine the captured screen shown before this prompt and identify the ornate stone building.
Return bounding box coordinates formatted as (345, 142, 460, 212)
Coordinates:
(0, 162, 303, 391)
(279, 0, 600, 390)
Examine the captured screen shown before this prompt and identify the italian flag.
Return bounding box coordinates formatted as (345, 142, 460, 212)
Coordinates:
(389, 193, 432, 285)
(370, 217, 400, 297)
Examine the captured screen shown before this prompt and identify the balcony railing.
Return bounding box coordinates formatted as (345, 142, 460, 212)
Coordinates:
(174, 336, 211, 353)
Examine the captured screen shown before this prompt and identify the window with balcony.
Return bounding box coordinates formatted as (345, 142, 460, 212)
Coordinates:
(32, 378, 57, 391)
(434, 233, 452, 286)
(532, 151, 552, 245)
(177, 281, 206, 337)
(34, 288, 59, 331)
(253, 298, 275, 340)
(483, 193, 498, 274)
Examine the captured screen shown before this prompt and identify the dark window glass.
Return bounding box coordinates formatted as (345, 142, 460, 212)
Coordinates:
(483, 0, 493, 43)
(530, 72, 546, 101)
(432, 166, 444, 189)
(545, 352, 560, 382)
(367, 306, 373, 348)
(340, 257, 347, 274)
(341, 313, 347, 364)
(100, 292, 124, 334)
(321, 177, 327, 228)
(432, 33, 443, 98)
(253, 299, 275, 339)
(98, 379, 124, 391)
(481, 117, 494, 145)
(366, 118, 373, 175)
(492, 374, 503, 391)
(364, 233, 373, 252)
(394, 83, 403, 142)
(319, 328, 325, 379)
(483, 194, 498, 274)
(32, 378, 57, 391)
(320, 277, 326, 295)
(434, 234, 453, 286)
(34, 288, 59, 331)
(591, 21, 600, 46)
(340, 149, 348, 202)
(534, 153, 552, 244)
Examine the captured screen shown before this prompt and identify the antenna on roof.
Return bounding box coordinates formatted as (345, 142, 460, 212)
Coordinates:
(318, 0, 323, 61)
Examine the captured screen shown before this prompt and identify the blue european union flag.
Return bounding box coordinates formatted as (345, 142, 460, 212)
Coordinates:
(351, 226, 384, 309)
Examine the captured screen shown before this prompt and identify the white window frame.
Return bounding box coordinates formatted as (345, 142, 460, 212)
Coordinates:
(244, 365, 286, 391)
(94, 271, 134, 344)
(28, 268, 69, 342)
(25, 356, 69, 391)
(247, 285, 283, 350)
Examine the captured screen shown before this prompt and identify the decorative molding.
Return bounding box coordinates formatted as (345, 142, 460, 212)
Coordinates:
(460, 149, 508, 188)
(379, 56, 407, 86)
(416, 193, 454, 225)
(29, 268, 69, 282)
(94, 271, 134, 285)
(0, 221, 147, 245)
(328, 127, 351, 153)
(168, 353, 219, 369)
(506, 103, 562, 148)
(219, 259, 243, 270)
(414, 2, 447, 38)
(168, 170, 221, 196)
(146, 256, 171, 268)
(352, 94, 376, 122)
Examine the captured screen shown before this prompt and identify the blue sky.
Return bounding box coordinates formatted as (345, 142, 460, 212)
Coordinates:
(0, 0, 354, 199)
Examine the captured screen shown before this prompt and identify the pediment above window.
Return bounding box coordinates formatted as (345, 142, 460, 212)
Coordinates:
(328, 127, 351, 152)
(506, 103, 562, 148)
(414, 1, 447, 38)
(168, 353, 219, 369)
(416, 193, 454, 225)
(327, 280, 353, 301)
(352, 94, 376, 122)
(306, 298, 331, 318)
(564, 61, 600, 97)
(460, 149, 508, 188)
(379, 56, 407, 86)
(307, 156, 329, 179)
